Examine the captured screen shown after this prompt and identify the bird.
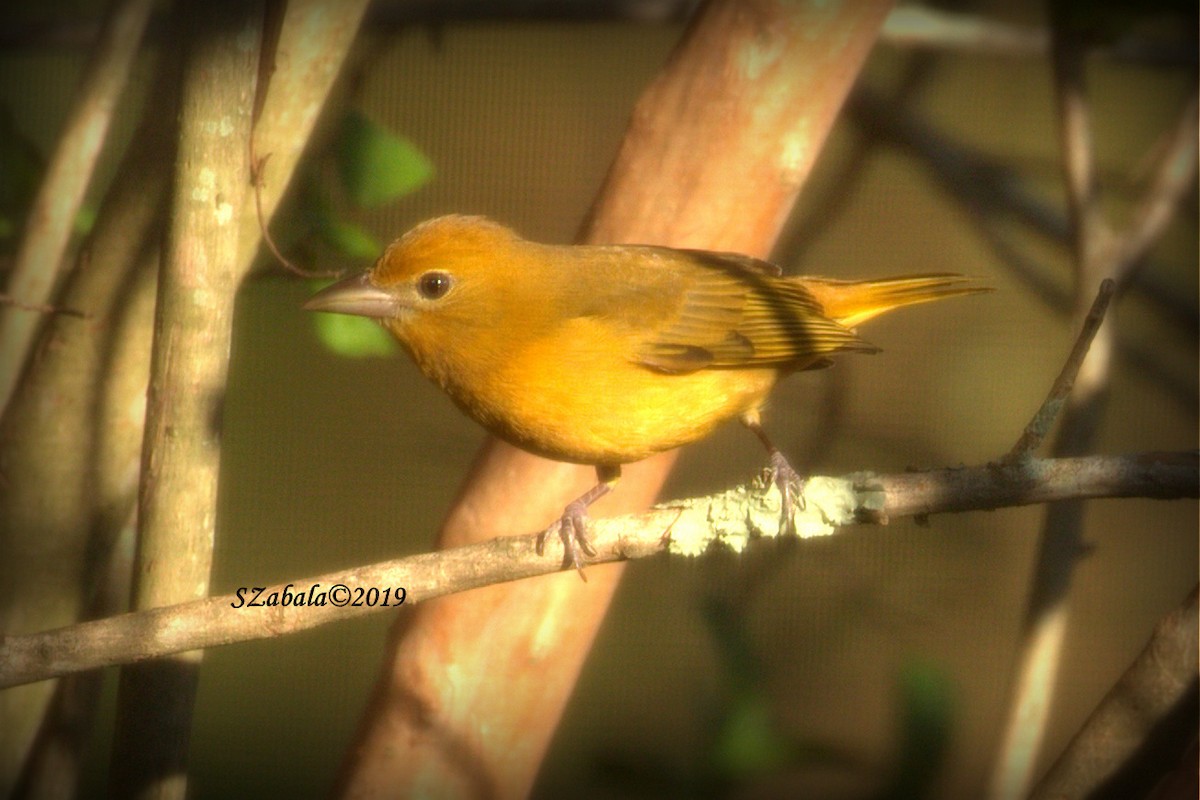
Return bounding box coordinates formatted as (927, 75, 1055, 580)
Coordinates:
(305, 214, 987, 575)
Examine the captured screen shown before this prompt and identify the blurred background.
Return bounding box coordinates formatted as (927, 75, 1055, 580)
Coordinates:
(1, 1, 1196, 797)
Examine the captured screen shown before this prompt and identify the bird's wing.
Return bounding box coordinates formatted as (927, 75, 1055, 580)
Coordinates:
(628, 249, 877, 374)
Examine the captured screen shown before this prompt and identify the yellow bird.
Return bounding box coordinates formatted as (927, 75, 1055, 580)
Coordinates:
(307, 215, 987, 573)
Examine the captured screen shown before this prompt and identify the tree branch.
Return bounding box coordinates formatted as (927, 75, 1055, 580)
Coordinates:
(880, 6, 1047, 57)
(1112, 89, 1199, 288)
(0, 14, 178, 790)
(1004, 279, 1115, 463)
(0, 450, 1193, 692)
(989, 23, 1111, 800)
(847, 87, 1196, 411)
(0, 0, 155, 415)
(108, 2, 262, 795)
(9, 5, 1195, 66)
(879, 5, 1196, 65)
(987, 13, 1196, 797)
(1029, 586, 1199, 800)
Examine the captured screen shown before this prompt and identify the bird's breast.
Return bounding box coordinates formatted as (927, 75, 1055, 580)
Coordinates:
(431, 316, 778, 465)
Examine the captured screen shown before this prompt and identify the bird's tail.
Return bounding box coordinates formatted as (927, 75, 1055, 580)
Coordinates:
(798, 274, 991, 329)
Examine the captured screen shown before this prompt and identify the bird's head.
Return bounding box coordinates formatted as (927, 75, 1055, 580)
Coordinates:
(305, 215, 538, 339)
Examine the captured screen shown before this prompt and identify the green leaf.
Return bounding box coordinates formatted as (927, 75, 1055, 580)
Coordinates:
(877, 659, 956, 800)
(702, 596, 800, 779)
(297, 172, 382, 261)
(711, 692, 795, 779)
(337, 111, 433, 208)
(312, 310, 398, 358)
(319, 218, 382, 261)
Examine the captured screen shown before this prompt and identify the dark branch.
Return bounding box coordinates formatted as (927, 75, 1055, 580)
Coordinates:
(1005, 279, 1115, 462)
(0, 450, 1194, 691)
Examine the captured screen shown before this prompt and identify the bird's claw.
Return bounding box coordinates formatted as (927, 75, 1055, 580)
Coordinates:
(537, 499, 597, 580)
(766, 451, 806, 536)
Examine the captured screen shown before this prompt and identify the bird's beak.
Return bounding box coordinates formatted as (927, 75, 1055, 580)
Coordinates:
(303, 272, 401, 319)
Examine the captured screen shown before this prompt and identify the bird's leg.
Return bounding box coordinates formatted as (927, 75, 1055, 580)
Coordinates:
(740, 412, 805, 535)
(537, 464, 621, 580)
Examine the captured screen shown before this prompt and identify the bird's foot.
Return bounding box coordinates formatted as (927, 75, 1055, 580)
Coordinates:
(765, 451, 806, 536)
(537, 498, 599, 581)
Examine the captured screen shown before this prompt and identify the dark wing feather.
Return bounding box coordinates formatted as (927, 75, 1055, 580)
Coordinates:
(632, 250, 877, 373)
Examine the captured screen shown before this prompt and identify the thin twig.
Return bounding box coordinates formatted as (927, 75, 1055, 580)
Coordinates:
(243, 0, 343, 281)
(1004, 279, 1116, 463)
(249, 150, 339, 279)
(1056, 39, 1108, 287)
(0, 292, 87, 319)
(0, 450, 1193, 692)
(848, 86, 1197, 341)
(988, 22, 1112, 800)
(1112, 89, 1199, 288)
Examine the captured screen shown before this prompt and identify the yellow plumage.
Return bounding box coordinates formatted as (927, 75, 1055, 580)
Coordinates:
(305, 214, 989, 571)
(334, 215, 986, 464)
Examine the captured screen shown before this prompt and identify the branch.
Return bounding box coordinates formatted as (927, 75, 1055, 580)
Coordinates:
(10, 6, 1196, 66)
(108, 2, 261, 794)
(236, 0, 372, 271)
(847, 88, 1196, 412)
(1004, 279, 1115, 463)
(0, 0, 155, 415)
(986, 15, 1194, 797)
(0, 292, 86, 318)
(880, 6, 1047, 57)
(103, 2, 373, 793)
(1030, 586, 1199, 800)
(9, 510, 135, 798)
(878, 6, 1197, 65)
(1112, 89, 1199, 288)
(0, 450, 1193, 692)
(989, 25, 1110, 800)
(0, 7, 177, 786)
(249, 153, 339, 278)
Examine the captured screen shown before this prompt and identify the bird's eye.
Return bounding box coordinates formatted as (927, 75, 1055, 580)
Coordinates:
(417, 271, 453, 300)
